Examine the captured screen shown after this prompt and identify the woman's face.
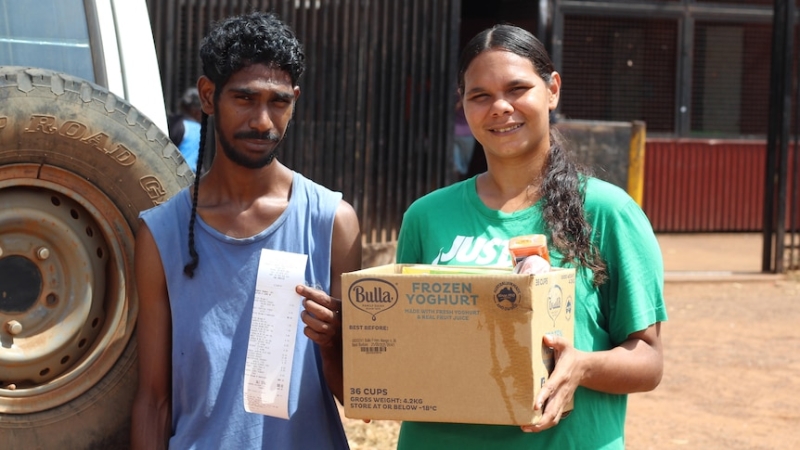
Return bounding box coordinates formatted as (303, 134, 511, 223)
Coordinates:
(462, 49, 560, 161)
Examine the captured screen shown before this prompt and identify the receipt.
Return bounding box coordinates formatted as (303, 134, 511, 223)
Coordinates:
(243, 248, 308, 419)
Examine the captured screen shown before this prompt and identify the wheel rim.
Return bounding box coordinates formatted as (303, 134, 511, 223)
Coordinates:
(0, 164, 135, 414)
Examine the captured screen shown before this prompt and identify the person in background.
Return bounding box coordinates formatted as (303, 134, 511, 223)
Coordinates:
(175, 87, 203, 170)
(395, 24, 666, 449)
(166, 111, 186, 151)
(166, 87, 202, 170)
(452, 96, 477, 181)
(131, 11, 360, 450)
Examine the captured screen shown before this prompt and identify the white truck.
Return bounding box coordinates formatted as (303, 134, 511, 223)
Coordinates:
(0, 1, 192, 447)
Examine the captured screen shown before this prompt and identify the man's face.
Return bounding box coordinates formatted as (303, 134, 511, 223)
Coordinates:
(208, 63, 300, 169)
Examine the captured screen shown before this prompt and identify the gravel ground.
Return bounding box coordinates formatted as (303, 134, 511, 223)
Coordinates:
(340, 408, 399, 450)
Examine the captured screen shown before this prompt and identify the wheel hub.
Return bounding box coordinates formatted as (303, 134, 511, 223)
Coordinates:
(0, 255, 43, 313)
(0, 164, 134, 414)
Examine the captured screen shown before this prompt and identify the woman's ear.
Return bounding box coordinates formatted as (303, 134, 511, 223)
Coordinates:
(197, 76, 216, 116)
(548, 72, 561, 111)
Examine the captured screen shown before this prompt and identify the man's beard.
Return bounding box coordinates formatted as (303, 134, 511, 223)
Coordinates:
(217, 126, 283, 169)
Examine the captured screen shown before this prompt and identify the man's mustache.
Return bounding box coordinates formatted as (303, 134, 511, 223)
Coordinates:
(233, 131, 281, 142)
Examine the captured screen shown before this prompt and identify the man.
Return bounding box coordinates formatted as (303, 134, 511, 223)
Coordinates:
(132, 12, 361, 449)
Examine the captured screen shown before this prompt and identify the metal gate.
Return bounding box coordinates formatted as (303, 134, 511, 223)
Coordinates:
(763, 0, 799, 272)
(146, 0, 461, 245)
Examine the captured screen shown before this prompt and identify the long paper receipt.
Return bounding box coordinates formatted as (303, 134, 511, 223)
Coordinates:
(243, 249, 308, 419)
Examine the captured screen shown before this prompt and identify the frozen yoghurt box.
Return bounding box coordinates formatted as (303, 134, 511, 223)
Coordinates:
(341, 264, 576, 425)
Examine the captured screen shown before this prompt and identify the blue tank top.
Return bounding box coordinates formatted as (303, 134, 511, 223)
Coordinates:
(140, 172, 349, 450)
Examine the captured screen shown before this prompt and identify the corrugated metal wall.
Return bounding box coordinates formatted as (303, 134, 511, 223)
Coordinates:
(644, 140, 765, 231)
(643, 139, 800, 232)
(145, 0, 461, 244)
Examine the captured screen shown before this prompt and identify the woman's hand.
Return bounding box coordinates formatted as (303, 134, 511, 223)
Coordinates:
(521, 333, 584, 433)
(520, 323, 663, 433)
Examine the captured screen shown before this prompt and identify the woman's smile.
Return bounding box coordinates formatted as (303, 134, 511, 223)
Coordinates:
(489, 123, 523, 134)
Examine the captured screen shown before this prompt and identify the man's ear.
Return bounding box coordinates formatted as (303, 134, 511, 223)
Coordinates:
(291, 86, 301, 116)
(197, 76, 216, 116)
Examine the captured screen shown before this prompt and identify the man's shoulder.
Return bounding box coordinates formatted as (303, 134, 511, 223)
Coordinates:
(292, 171, 342, 201)
(140, 187, 191, 223)
(286, 171, 345, 227)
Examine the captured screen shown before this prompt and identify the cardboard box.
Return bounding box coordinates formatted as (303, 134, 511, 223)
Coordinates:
(341, 264, 576, 426)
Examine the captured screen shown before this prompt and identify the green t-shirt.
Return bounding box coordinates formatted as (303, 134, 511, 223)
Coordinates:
(395, 175, 667, 449)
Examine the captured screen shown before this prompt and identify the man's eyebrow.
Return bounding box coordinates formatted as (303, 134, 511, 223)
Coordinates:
(227, 87, 294, 102)
(229, 87, 257, 96)
(273, 91, 295, 102)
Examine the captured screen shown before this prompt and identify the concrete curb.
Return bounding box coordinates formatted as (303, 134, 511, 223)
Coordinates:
(664, 271, 787, 283)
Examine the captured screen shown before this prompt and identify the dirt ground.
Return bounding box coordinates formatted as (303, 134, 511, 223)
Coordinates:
(339, 272, 800, 449)
(626, 277, 800, 450)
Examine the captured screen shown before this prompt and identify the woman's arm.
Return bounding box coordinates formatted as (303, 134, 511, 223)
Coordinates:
(522, 322, 663, 432)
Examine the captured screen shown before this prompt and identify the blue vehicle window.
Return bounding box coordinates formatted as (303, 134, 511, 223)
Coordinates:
(0, 0, 94, 81)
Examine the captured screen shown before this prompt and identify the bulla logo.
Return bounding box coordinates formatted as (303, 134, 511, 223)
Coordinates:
(547, 285, 563, 325)
(348, 278, 398, 321)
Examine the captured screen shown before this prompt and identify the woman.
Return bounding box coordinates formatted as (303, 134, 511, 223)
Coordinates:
(395, 24, 666, 449)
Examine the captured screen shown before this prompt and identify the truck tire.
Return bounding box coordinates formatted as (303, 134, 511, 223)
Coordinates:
(0, 67, 193, 449)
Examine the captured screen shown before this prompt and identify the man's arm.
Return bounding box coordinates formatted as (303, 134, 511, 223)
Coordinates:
(299, 199, 361, 404)
(131, 222, 173, 450)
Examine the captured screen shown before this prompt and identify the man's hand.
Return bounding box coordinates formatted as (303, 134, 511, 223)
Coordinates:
(297, 285, 342, 349)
